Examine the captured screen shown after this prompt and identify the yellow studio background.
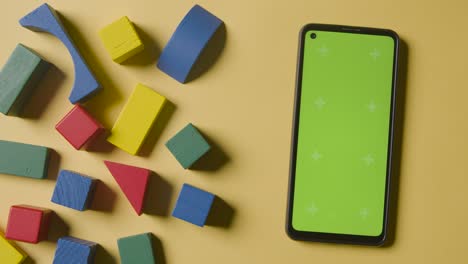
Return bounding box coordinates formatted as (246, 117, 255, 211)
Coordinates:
(0, 0, 467, 263)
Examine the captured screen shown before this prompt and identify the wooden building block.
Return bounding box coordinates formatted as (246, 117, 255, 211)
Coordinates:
(5, 205, 52, 244)
(0, 44, 50, 115)
(172, 183, 214, 227)
(118, 233, 155, 264)
(99, 16, 144, 63)
(107, 84, 166, 155)
(104, 161, 150, 215)
(157, 5, 223, 83)
(53, 236, 97, 264)
(165, 123, 210, 169)
(19, 3, 101, 104)
(0, 232, 27, 263)
(55, 105, 104, 150)
(0, 140, 50, 179)
(51, 170, 97, 211)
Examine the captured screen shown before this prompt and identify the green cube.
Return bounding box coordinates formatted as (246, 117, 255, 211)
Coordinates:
(118, 233, 155, 264)
(165, 123, 211, 169)
(0, 44, 50, 115)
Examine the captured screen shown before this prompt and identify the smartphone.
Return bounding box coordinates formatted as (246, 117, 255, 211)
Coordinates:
(286, 24, 399, 245)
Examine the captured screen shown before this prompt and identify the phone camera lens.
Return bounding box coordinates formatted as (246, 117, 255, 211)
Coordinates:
(311, 33, 317, 39)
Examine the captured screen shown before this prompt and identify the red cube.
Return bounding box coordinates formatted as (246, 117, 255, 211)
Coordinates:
(55, 105, 103, 150)
(5, 205, 52, 243)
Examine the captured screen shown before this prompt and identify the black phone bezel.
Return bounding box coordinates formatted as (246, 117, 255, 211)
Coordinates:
(286, 23, 400, 246)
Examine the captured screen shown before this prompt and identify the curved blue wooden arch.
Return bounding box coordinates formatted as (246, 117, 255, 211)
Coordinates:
(157, 5, 224, 83)
(19, 4, 101, 104)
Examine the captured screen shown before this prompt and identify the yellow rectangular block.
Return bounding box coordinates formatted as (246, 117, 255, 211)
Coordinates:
(107, 84, 166, 155)
(99, 16, 144, 63)
(0, 232, 27, 263)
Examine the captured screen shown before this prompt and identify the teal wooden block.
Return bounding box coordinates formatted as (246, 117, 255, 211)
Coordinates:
(0, 44, 50, 115)
(0, 140, 50, 179)
(165, 123, 211, 169)
(118, 233, 155, 264)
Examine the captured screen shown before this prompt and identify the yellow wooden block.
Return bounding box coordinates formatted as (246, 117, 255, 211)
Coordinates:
(99, 16, 144, 63)
(0, 232, 27, 264)
(107, 84, 166, 155)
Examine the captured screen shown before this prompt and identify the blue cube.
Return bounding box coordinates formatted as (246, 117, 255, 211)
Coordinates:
(53, 236, 97, 264)
(51, 170, 96, 211)
(172, 183, 215, 227)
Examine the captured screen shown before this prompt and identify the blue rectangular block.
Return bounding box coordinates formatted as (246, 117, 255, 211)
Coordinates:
(51, 170, 96, 211)
(172, 183, 215, 227)
(53, 236, 97, 264)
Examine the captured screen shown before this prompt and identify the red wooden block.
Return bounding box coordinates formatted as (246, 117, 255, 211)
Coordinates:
(5, 205, 52, 244)
(104, 161, 150, 215)
(55, 105, 103, 150)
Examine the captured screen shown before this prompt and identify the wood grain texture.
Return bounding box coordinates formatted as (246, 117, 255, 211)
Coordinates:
(0, 140, 50, 179)
(117, 232, 155, 264)
(51, 170, 97, 211)
(165, 123, 211, 169)
(0, 44, 50, 115)
(157, 5, 223, 83)
(0, 232, 27, 263)
(19, 3, 100, 104)
(55, 104, 103, 150)
(107, 83, 166, 155)
(5, 205, 51, 244)
(53, 236, 97, 264)
(172, 183, 215, 227)
(104, 161, 150, 215)
(99, 16, 144, 63)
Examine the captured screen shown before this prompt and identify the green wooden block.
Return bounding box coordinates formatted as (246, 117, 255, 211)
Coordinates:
(0, 140, 50, 179)
(165, 123, 211, 169)
(0, 44, 50, 115)
(118, 233, 155, 264)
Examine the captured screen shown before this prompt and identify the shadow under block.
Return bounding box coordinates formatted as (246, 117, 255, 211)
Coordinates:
(99, 16, 144, 63)
(118, 233, 155, 264)
(172, 183, 215, 227)
(157, 4, 223, 83)
(0, 140, 50, 179)
(0, 44, 50, 115)
(53, 236, 97, 264)
(107, 84, 167, 155)
(104, 161, 150, 215)
(19, 3, 101, 104)
(51, 170, 97, 211)
(0, 233, 27, 263)
(56, 104, 104, 150)
(165, 123, 211, 169)
(6, 205, 52, 244)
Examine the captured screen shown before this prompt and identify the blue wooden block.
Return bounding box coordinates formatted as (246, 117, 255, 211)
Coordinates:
(51, 170, 96, 211)
(172, 183, 215, 227)
(157, 5, 223, 83)
(19, 3, 101, 104)
(53, 236, 97, 264)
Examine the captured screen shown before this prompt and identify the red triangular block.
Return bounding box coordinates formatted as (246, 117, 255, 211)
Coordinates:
(104, 161, 150, 215)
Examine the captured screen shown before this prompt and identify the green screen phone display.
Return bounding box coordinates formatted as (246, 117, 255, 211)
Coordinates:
(292, 30, 395, 236)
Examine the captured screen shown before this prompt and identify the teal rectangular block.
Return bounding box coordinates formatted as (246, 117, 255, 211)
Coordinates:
(118, 233, 155, 264)
(0, 44, 50, 115)
(165, 123, 211, 169)
(0, 140, 50, 179)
